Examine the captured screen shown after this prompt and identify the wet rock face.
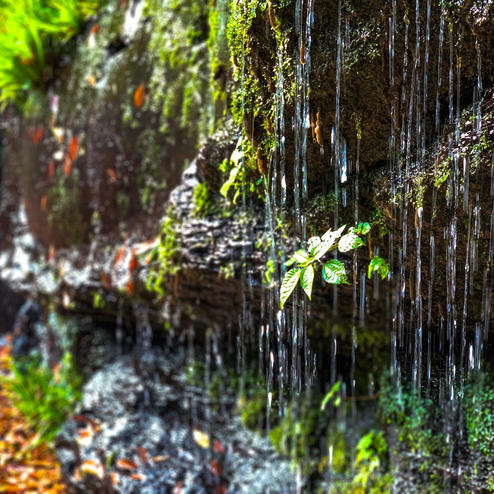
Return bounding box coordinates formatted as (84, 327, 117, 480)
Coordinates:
(0, 280, 25, 333)
(57, 349, 297, 494)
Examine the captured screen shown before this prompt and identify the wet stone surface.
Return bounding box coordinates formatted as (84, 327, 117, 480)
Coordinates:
(56, 348, 298, 494)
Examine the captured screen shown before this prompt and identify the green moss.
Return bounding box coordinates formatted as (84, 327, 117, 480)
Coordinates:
(193, 181, 214, 217)
(461, 372, 494, 458)
(47, 170, 87, 246)
(146, 209, 181, 295)
(145, 0, 212, 142)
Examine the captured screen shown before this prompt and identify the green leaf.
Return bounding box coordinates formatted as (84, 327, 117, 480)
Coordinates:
(280, 268, 301, 309)
(220, 166, 240, 199)
(285, 256, 296, 267)
(368, 256, 390, 280)
(321, 224, 346, 244)
(322, 259, 348, 284)
(321, 381, 341, 410)
(354, 222, 371, 235)
(300, 264, 315, 300)
(312, 239, 335, 261)
(307, 236, 321, 255)
(338, 232, 365, 252)
(293, 249, 310, 264)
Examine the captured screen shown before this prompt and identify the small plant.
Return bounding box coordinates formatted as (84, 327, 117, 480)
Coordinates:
(0, 0, 104, 107)
(280, 222, 389, 309)
(352, 430, 392, 493)
(2, 352, 81, 445)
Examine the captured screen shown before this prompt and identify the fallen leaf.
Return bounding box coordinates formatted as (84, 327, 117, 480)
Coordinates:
(193, 429, 210, 449)
(64, 157, 72, 177)
(91, 24, 100, 34)
(52, 127, 64, 143)
(69, 135, 79, 161)
(32, 128, 44, 144)
(133, 83, 146, 108)
(126, 279, 134, 294)
(128, 254, 138, 274)
(80, 459, 104, 479)
(111, 471, 120, 485)
(150, 455, 169, 463)
(213, 439, 225, 454)
(47, 161, 55, 179)
(40, 195, 47, 211)
(209, 460, 223, 477)
(132, 238, 158, 255)
(130, 473, 145, 480)
(48, 244, 56, 262)
(114, 245, 127, 267)
(116, 458, 138, 471)
(87, 75, 96, 86)
(106, 168, 118, 182)
(101, 272, 111, 290)
(136, 446, 147, 464)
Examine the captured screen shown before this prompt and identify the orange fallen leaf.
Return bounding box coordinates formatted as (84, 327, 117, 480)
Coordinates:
(47, 161, 55, 179)
(151, 455, 169, 463)
(101, 272, 111, 290)
(126, 279, 134, 294)
(69, 135, 79, 161)
(129, 253, 138, 274)
(111, 472, 120, 485)
(64, 157, 72, 177)
(136, 446, 147, 464)
(213, 439, 225, 454)
(133, 83, 145, 108)
(114, 245, 127, 267)
(33, 128, 44, 144)
(107, 168, 118, 182)
(48, 244, 56, 262)
(80, 459, 104, 479)
(209, 460, 223, 477)
(87, 75, 96, 86)
(40, 195, 47, 211)
(91, 24, 100, 34)
(130, 473, 145, 480)
(116, 458, 138, 470)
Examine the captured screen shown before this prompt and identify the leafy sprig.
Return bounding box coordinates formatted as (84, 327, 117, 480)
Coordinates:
(280, 222, 389, 309)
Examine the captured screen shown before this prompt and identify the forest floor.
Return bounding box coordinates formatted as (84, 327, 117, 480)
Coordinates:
(0, 337, 66, 494)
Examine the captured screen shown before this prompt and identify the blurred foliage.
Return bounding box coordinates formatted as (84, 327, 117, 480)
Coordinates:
(461, 371, 494, 458)
(0, 0, 104, 107)
(2, 352, 81, 445)
(146, 209, 181, 296)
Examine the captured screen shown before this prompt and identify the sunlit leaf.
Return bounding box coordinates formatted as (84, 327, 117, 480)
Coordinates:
(367, 256, 389, 280)
(300, 264, 314, 300)
(338, 232, 364, 252)
(193, 429, 210, 449)
(322, 259, 348, 284)
(321, 224, 345, 243)
(321, 381, 341, 410)
(293, 249, 310, 264)
(280, 268, 301, 309)
(308, 236, 321, 254)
